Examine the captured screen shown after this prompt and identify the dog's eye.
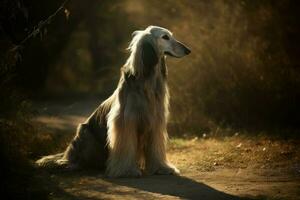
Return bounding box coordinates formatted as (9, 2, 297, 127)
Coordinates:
(162, 35, 170, 40)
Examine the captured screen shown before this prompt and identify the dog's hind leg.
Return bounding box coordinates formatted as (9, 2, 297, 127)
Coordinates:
(63, 122, 108, 170)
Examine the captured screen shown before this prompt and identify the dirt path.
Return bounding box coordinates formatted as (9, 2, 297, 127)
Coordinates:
(34, 98, 300, 200)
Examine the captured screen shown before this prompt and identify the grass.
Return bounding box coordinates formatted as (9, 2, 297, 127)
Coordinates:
(168, 134, 300, 174)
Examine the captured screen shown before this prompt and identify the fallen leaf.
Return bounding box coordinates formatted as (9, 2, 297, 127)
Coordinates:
(236, 143, 242, 148)
(192, 137, 198, 142)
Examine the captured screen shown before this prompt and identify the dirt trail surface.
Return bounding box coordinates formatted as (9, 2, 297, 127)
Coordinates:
(34, 98, 300, 200)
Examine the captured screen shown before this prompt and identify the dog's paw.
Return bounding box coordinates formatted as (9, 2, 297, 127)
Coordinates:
(126, 168, 142, 178)
(155, 165, 180, 175)
(56, 159, 68, 165)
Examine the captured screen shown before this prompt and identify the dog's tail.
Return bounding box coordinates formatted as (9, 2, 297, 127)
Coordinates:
(35, 152, 68, 169)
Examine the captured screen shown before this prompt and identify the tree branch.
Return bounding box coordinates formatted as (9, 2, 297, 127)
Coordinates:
(10, 0, 71, 52)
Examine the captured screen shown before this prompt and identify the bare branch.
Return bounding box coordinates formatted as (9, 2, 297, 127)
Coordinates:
(10, 0, 71, 52)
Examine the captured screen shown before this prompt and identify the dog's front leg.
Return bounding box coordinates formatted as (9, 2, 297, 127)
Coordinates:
(106, 114, 141, 178)
(145, 127, 180, 175)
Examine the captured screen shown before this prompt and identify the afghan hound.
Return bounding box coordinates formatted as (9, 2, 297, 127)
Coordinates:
(36, 25, 191, 177)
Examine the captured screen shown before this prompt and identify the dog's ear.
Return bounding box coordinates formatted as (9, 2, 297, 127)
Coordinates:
(141, 40, 158, 77)
(132, 30, 142, 37)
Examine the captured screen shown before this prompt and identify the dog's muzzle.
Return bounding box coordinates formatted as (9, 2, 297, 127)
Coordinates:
(165, 41, 191, 57)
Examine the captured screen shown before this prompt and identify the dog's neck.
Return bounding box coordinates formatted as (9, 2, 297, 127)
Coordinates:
(160, 56, 167, 79)
(149, 55, 167, 80)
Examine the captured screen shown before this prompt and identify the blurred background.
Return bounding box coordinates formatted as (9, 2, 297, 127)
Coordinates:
(0, 0, 300, 199)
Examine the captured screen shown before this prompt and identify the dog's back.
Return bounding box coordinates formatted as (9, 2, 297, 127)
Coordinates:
(36, 97, 113, 170)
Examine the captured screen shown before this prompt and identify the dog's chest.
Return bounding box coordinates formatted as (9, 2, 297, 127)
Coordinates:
(122, 69, 168, 132)
(141, 79, 166, 119)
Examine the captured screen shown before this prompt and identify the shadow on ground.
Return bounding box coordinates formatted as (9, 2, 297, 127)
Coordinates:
(46, 170, 258, 200)
(107, 174, 254, 200)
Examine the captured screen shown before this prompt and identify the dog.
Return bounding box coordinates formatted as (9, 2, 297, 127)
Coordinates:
(36, 25, 191, 177)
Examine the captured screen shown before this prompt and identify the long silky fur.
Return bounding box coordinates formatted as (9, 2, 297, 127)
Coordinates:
(105, 30, 178, 177)
(35, 97, 112, 170)
(36, 27, 179, 177)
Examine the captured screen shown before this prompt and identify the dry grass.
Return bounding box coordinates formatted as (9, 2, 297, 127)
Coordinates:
(38, 135, 300, 200)
(168, 135, 300, 175)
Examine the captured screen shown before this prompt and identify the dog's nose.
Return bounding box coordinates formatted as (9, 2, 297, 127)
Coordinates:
(184, 47, 191, 55)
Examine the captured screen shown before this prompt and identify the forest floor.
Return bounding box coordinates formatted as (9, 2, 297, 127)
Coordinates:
(32, 98, 300, 200)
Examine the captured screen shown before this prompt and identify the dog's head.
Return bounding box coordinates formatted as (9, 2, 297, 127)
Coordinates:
(148, 26, 191, 58)
(132, 26, 191, 58)
(126, 26, 191, 77)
